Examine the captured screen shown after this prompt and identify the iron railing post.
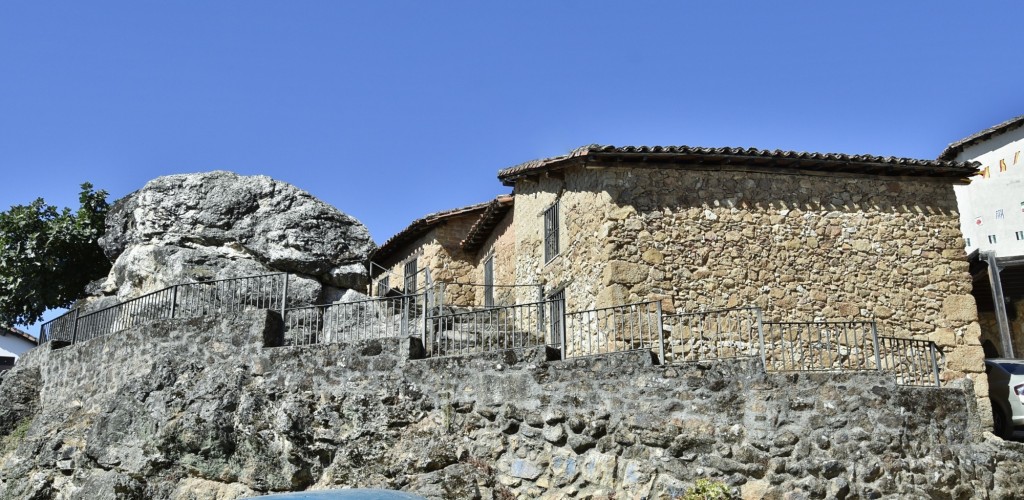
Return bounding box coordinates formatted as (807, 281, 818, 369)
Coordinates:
(421, 291, 428, 342)
(401, 296, 410, 338)
(170, 285, 178, 319)
(559, 300, 567, 361)
(280, 273, 289, 318)
(930, 342, 941, 387)
(655, 301, 666, 364)
(71, 308, 80, 345)
(871, 321, 882, 372)
(755, 307, 766, 371)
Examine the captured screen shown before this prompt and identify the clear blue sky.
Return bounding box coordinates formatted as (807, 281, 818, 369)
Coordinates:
(3, 2, 1023, 332)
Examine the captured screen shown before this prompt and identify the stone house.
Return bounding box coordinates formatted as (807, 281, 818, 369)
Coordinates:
(940, 114, 1024, 358)
(370, 195, 515, 307)
(377, 144, 986, 398)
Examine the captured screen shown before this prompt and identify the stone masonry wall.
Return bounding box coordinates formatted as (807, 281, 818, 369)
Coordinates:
(376, 213, 479, 305)
(2, 312, 1023, 499)
(510, 164, 987, 420)
(510, 174, 616, 310)
(471, 210, 520, 307)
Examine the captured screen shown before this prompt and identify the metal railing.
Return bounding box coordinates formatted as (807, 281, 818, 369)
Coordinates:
(761, 321, 880, 372)
(283, 293, 424, 346)
(563, 301, 663, 359)
(424, 299, 557, 358)
(877, 336, 941, 387)
(428, 281, 544, 310)
(661, 307, 763, 364)
(40, 273, 288, 345)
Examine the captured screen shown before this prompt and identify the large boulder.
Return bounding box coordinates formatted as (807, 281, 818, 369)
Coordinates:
(92, 171, 375, 305)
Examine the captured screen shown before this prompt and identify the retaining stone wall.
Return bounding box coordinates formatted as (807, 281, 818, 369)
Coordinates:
(2, 311, 1022, 499)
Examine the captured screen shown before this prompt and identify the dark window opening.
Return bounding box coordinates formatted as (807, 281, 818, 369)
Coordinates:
(544, 201, 560, 263)
(548, 289, 565, 346)
(483, 255, 494, 307)
(404, 259, 418, 294)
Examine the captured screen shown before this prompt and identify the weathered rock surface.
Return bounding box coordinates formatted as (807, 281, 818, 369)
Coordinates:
(3, 312, 1024, 499)
(93, 171, 374, 304)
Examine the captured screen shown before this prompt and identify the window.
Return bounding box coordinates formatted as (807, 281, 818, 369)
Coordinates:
(965, 238, 972, 247)
(548, 289, 565, 346)
(544, 200, 560, 263)
(376, 276, 390, 297)
(989, 234, 998, 244)
(404, 259, 418, 293)
(483, 255, 494, 307)
(996, 209, 1005, 220)
(1016, 231, 1024, 241)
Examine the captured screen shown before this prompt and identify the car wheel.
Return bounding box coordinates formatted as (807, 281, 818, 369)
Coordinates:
(993, 405, 1012, 438)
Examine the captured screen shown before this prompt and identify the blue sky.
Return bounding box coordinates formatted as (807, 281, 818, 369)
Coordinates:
(3, 2, 1023, 332)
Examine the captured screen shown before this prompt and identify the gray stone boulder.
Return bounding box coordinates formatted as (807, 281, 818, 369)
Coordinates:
(92, 171, 374, 305)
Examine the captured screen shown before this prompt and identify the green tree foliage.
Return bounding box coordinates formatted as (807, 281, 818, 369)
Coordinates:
(0, 183, 111, 326)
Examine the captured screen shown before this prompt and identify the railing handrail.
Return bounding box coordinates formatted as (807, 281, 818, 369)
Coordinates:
(666, 306, 762, 317)
(426, 298, 556, 320)
(434, 280, 542, 289)
(41, 272, 289, 342)
(286, 292, 423, 311)
(565, 300, 656, 316)
(763, 320, 876, 326)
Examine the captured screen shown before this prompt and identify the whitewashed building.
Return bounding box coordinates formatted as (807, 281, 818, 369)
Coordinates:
(941, 114, 1024, 358)
(0, 324, 38, 371)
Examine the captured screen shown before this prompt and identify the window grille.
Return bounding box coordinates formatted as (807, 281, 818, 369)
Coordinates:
(965, 238, 972, 247)
(483, 255, 494, 307)
(404, 259, 418, 293)
(989, 234, 998, 244)
(544, 201, 560, 263)
(996, 209, 1005, 220)
(548, 289, 565, 346)
(1016, 231, 1024, 241)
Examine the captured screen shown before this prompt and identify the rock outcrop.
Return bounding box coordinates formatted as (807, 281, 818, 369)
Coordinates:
(90, 171, 374, 307)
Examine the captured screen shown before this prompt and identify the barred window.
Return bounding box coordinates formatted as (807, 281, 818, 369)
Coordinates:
(544, 201, 560, 263)
(483, 255, 494, 307)
(1016, 231, 1024, 241)
(989, 234, 998, 244)
(404, 259, 417, 293)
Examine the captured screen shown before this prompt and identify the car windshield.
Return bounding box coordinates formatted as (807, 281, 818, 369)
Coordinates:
(994, 361, 1024, 375)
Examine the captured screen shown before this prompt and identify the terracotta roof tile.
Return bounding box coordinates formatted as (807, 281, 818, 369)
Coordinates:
(461, 195, 514, 254)
(1, 324, 37, 346)
(498, 144, 979, 185)
(372, 200, 494, 268)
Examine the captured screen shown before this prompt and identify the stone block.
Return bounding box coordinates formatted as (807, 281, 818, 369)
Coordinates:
(933, 328, 956, 348)
(945, 346, 985, 374)
(942, 295, 978, 323)
(602, 261, 646, 286)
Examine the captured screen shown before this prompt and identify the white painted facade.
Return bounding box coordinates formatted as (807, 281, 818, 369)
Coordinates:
(0, 329, 37, 360)
(952, 126, 1024, 256)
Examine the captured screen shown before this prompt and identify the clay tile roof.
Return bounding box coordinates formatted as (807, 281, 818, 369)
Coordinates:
(372, 200, 494, 268)
(1, 324, 37, 346)
(497, 144, 979, 186)
(938, 114, 1024, 161)
(461, 194, 514, 254)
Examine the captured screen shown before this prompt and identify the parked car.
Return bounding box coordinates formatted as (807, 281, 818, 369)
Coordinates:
(985, 358, 1024, 438)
